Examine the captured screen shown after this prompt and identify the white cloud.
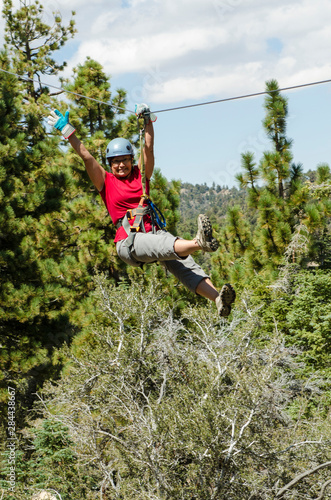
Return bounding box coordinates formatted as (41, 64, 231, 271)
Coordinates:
(69, 25, 229, 75)
(67, 0, 331, 103)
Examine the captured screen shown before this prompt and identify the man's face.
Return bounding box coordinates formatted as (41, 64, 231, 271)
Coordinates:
(111, 156, 133, 178)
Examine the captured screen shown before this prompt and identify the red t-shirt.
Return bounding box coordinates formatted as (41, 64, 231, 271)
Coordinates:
(100, 166, 153, 242)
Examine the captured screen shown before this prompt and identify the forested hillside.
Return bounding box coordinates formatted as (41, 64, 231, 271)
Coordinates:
(0, 1, 330, 499)
(177, 183, 246, 237)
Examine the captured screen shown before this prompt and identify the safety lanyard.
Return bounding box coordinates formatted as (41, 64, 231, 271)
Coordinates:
(138, 118, 149, 205)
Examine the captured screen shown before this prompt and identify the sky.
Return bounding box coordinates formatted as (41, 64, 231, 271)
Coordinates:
(1, 0, 331, 187)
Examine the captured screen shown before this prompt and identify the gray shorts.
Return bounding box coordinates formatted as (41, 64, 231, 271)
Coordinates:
(116, 230, 209, 294)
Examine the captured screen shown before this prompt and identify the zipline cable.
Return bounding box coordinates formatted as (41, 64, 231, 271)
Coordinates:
(0, 67, 135, 114)
(1, 66, 331, 115)
(152, 78, 331, 113)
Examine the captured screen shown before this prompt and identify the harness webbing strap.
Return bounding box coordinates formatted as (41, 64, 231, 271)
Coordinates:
(130, 206, 148, 232)
(116, 206, 152, 234)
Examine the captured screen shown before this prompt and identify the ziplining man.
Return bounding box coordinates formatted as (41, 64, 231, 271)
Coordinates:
(47, 105, 236, 317)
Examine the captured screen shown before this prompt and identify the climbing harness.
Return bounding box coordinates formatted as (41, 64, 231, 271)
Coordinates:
(115, 110, 166, 264)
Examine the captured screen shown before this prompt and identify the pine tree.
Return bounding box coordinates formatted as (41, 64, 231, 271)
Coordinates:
(0, 1, 81, 428)
(216, 79, 331, 282)
(234, 80, 311, 272)
(3, 0, 76, 102)
(253, 80, 296, 263)
(261, 79, 292, 199)
(0, 0, 182, 433)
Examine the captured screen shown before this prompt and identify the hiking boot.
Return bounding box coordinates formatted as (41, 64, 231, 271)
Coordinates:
(216, 283, 236, 318)
(195, 214, 219, 253)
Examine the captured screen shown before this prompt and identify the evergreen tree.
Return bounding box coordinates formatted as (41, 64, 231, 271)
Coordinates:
(0, 60, 70, 402)
(261, 80, 292, 199)
(0, 0, 182, 436)
(0, 1, 79, 428)
(0, 2, 94, 441)
(3, 0, 76, 102)
(251, 80, 297, 263)
(232, 80, 330, 275)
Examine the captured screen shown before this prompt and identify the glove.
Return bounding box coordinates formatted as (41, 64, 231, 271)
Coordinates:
(135, 103, 157, 125)
(47, 109, 76, 139)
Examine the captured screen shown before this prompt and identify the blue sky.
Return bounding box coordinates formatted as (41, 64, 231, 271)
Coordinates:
(1, 0, 331, 187)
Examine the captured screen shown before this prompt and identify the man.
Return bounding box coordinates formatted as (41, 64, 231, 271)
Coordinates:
(47, 105, 235, 317)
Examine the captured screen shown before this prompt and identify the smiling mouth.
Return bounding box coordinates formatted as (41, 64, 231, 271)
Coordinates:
(117, 169, 130, 177)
